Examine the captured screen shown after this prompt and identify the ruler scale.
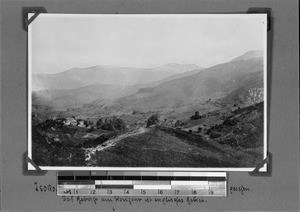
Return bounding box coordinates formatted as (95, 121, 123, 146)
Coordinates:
(57, 171, 227, 196)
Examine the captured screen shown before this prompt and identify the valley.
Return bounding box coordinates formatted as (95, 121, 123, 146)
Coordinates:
(31, 50, 265, 168)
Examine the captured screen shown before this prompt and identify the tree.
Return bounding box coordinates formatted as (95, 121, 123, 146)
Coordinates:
(190, 111, 201, 120)
(111, 117, 127, 131)
(146, 114, 159, 127)
(97, 117, 126, 132)
(96, 118, 104, 127)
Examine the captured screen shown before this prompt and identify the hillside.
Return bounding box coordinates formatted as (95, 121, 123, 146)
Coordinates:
(209, 102, 264, 149)
(32, 67, 204, 109)
(32, 63, 201, 91)
(33, 84, 140, 109)
(231, 50, 263, 62)
(108, 57, 263, 113)
(32, 101, 264, 167)
(87, 127, 240, 167)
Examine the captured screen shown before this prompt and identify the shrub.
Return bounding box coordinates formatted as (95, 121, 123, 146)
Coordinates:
(97, 117, 127, 132)
(132, 110, 140, 115)
(111, 118, 127, 131)
(210, 132, 222, 138)
(96, 118, 104, 127)
(223, 118, 238, 126)
(190, 111, 201, 120)
(146, 114, 159, 127)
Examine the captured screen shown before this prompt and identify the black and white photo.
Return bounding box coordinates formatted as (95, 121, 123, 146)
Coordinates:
(28, 14, 267, 171)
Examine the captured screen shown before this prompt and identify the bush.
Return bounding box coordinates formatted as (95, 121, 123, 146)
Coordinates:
(111, 118, 127, 131)
(96, 118, 104, 127)
(132, 110, 140, 115)
(223, 118, 238, 126)
(38, 119, 65, 130)
(97, 117, 127, 132)
(205, 129, 211, 135)
(146, 114, 159, 127)
(210, 132, 222, 138)
(190, 111, 201, 120)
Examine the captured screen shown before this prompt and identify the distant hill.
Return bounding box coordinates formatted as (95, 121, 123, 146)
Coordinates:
(32, 63, 201, 91)
(32, 50, 264, 115)
(231, 50, 263, 62)
(32, 67, 204, 109)
(109, 56, 264, 113)
(32, 84, 139, 109)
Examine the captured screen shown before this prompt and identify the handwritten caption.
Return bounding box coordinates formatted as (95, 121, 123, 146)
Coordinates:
(61, 195, 207, 206)
(33, 182, 208, 206)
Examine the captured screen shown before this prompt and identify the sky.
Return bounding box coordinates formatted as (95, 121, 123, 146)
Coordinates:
(29, 14, 266, 74)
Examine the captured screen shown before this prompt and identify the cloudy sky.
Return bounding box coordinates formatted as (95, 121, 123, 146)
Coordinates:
(29, 14, 266, 74)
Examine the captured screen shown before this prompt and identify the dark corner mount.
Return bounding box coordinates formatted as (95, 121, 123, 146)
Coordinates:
(22, 7, 47, 31)
(248, 152, 272, 177)
(22, 151, 48, 176)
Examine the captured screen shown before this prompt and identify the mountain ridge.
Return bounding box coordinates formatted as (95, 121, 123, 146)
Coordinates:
(32, 50, 264, 113)
(33, 63, 202, 91)
(32, 67, 205, 109)
(231, 50, 263, 62)
(108, 57, 263, 113)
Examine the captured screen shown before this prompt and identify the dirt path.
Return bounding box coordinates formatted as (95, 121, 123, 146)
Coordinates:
(85, 127, 148, 162)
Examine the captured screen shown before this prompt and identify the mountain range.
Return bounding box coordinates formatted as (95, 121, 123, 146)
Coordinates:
(32, 50, 264, 114)
(111, 57, 263, 110)
(32, 63, 201, 91)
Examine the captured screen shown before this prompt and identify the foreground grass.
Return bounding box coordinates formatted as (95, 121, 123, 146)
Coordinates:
(89, 127, 261, 168)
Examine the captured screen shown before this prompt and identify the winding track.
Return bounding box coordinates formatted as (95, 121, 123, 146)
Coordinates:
(85, 127, 148, 162)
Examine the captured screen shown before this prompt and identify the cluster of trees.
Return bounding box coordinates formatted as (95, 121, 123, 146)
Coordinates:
(223, 118, 239, 126)
(146, 114, 160, 127)
(96, 117, 127, 132)
(38, 118, 65, 130)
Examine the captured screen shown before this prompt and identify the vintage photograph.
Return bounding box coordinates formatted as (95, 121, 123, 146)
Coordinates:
(28, 14, 267, 170)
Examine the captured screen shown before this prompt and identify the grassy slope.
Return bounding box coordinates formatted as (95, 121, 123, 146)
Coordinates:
(90, 127, 260, 168)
